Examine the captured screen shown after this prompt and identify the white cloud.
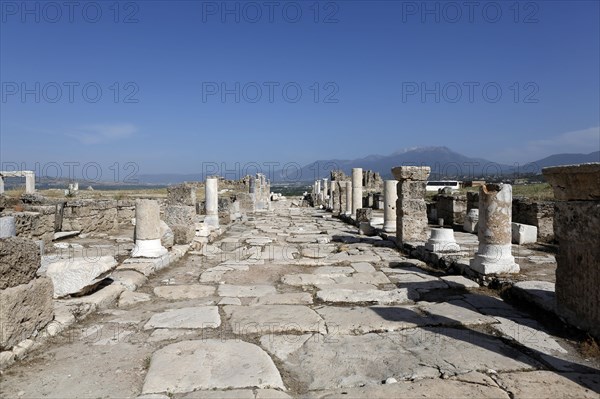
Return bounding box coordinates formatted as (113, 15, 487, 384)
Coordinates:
(497, 126, 600, 163)
(67, 123, 138, 144)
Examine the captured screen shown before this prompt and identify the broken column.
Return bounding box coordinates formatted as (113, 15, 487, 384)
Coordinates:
(165, 183, 197, 244)
(425, 228, 460, 252)
(328, 180, 335, 210)
(392, 166, 430, 244)
(345, 181, 353, 216)
(0, 176, 4, 194)
(132, 199, 168, 258)
(469, 184, 519, 274)
(24, 171, 35, 194)
(205, 177, 219, 228)
(351, 168, 363, 218)
(543, 163, 600, 338)
(383, 180, 397, 232)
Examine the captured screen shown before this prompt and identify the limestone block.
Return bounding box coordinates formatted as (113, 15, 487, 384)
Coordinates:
(0, 216, 16, 238)
(171, 224, 196, 245)
(164, 205, 195, 228)
(511, 223, 538, 245)
(543, 163, 600, 201)
(167, 183, 197, 206)
(0, 237, 41, 289)
(43, 256, 118, 298)
(0, 277, 54, 350)
(391, 166, 431, 181)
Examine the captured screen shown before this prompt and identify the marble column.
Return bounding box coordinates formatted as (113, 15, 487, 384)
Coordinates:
(469, 184, 519, 274)
(351, 168, 363, 218)
(345, 181, 352, 216)
(132, 199, 168, 257)
(329, 180, 335, 210)
(392, 166, 430, 244)
(24, 171, 35, 194)
(205, 177, 219, 228)
(543, 163, 600, 338)
(383, 180, 397, 232)
(0, 176, 5, 194)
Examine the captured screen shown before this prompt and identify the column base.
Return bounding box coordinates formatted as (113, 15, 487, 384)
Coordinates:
(383, 222, 396, 233)
(131, 239, 168, 258)
(470, 244, 519, 274)
(204, 214, 220, 228)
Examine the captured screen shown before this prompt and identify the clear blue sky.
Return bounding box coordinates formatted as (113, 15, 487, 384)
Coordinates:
(1, 0, 599, 177)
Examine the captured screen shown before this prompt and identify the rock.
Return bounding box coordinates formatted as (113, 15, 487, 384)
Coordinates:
(118, 291, 151, 307)
(351, 262, 376, 273)
(217, 285, 277, 297)
(170, 224, 196, 245)
(142, 340, 285, 393)
(542, 163, 600, 201)
(153, 285, 215, 300)
(418, 300, 498, 326)
(0, 237, 41, 289)
(218, 297, 242, 305)
(143, 307, 220, 330)
(316, 288, 413, 305)
(223, 305, 326, 335)
(0, 277, 54, 350)
(492, 317, 567, 355)
(159, 221, 174, 249)
(316, 305, 429, 334)
(42, 256, 118, 298)
(53, 231, 80, 240)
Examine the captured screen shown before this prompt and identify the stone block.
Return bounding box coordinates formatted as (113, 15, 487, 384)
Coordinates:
(164, 205, 195, 227)
(171, 224, 196, 245)
(0, 237, 41, 289)
(511, 223, 538, 245)
(0, 277, 54, 350)
(167, 183, 197, 206)
(356, 208, 372, 223)
(391, 166, 431, 181)
(543, 163, 600, 201)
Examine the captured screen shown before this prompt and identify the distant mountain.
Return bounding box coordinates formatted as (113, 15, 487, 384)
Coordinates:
(524, 151, 600, 173)
(275, 146, 513, 182)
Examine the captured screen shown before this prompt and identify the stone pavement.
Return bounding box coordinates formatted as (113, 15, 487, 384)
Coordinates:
(1, 203, 598, 398)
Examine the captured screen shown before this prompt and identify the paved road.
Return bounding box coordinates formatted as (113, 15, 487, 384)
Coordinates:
(1, 203, 598, 398)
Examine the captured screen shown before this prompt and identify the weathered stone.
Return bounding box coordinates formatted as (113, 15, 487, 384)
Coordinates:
(110, 269, 148, 291)
(153, 285, 216, 300)
(356, 208, 372, 223)
(0, 237, 41, 289)
(425, 228, 460, 252)
(143, 307, 220, 330)
(164, 205, 196, 227)
(383, 180, 397, 232)
(470, 184, 519, 275)
(118, 291, 151, 307)
(0, 216, 16, 238)
(316, 305, 429, 334)
(463, 208, 479, 233)
(316, 288, 412, 304)
(0, 277, 54, 350)
(542, 163, 600, 201)
(223, 305, 326, 334)
(170, 224, 196, 245)
(351, 168, 363, 217)
(251, 293, 314, 305)
(167, 183, 197, 206)
(42, 256, 117, 298)
(440, 275, 480, 288)
(351, 262, 376, 273)
(217, 284, 277, 297)
(393, 166, 430, 244)
(511, 222, 538, 244)
(552, 200, 600, 338)
(133, 199, 167, 258)
(512, 198, 554, 241)
(142, 340, 285, 393)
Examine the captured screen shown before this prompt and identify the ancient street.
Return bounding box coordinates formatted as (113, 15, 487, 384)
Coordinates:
(1, 202, 598, 398)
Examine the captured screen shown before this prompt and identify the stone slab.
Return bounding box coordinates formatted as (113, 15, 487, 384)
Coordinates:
(316, 288, 413, 305)
(153, 285, 216, 300)
(251, 293, 313, 305)
(217, 285, 277, 297)
(143, 307, 220, 330)
(223, 305, 326, 335)
(142, 340, 285, 393)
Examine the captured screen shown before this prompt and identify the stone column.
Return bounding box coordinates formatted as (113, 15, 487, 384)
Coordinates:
(0, 216, 16, 238)
(383, 180, 397, 232)
(0, 176, 4, 194)
(329, 180, 335, 210)
(351, 168, 363, 218)
(392, 166, 430, 244)
(24, 171, 35, 194)
(345, 181, 353, 216)
(469, 184, 519, 274)
(543, 163, 600, 338)
(205, 177, 219, 228)
(132, 199, 167, 258)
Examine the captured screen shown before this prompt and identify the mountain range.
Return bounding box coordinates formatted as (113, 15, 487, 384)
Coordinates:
(26, 147, 597, 186)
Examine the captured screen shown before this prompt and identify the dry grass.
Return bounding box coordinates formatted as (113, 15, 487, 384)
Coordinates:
(580, 335, 600, 359)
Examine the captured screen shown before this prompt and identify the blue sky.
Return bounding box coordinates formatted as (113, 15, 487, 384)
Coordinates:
(1, 0, 599, 177)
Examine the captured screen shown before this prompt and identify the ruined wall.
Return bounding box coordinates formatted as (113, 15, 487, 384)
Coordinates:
(61, 199, 119, 233)
(436, 194, 467, 226)
(14, 206, 56, 243)
(512, 197, 554, 242)
(0, 237, 54, 351)
(363, 170, 383, 194)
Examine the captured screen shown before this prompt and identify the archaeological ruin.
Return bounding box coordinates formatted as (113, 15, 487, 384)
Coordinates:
(0, 164, 599, 398)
